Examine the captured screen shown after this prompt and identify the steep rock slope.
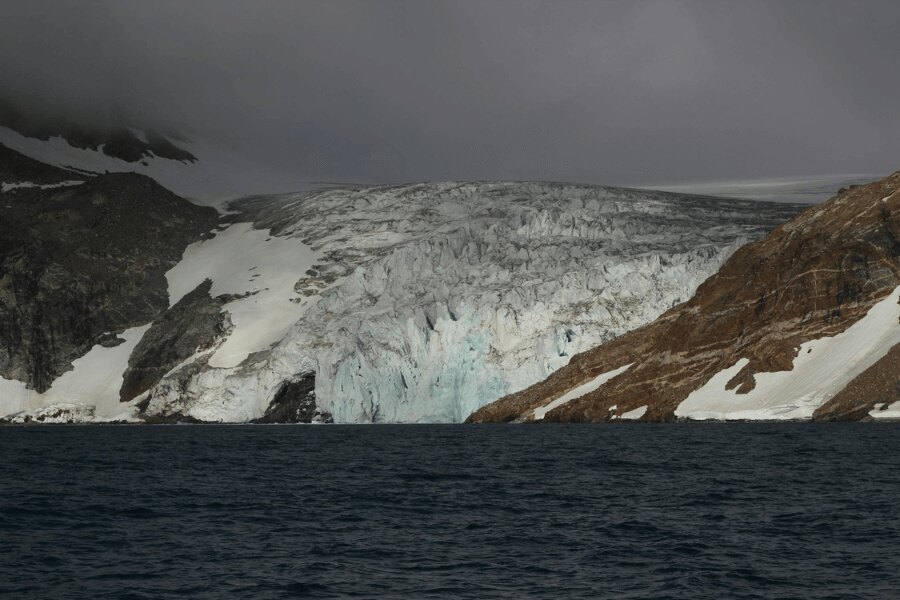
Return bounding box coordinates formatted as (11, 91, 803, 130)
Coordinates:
(0, 144, 219, 418)
(0, 142, 86, 188)
(468, 173, 900, 423)
(140, 182, 801, 423)
(118, 279, 234, 404)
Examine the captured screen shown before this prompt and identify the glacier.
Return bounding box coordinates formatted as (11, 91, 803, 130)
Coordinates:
(138, 181, 799, 423)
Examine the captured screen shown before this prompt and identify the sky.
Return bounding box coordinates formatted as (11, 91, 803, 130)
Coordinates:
(1, 0, 899, 193)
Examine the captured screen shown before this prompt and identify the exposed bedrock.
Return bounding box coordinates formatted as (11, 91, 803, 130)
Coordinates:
(813, 341, 900, 421)
(468, 173, 900, 423)
(119, 279, 233, 403)
(251, 374, 333, 424)
(0, 145, 219, 392)
(0, 142, 80, 185)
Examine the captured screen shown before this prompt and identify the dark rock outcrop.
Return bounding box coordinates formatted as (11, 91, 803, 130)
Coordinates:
(119, 279, 232, 403)
(139, 412, 205, 425)
(0, 143, 85, 186)
(252, 374, 333, 423)
(0, 147, 219, 391)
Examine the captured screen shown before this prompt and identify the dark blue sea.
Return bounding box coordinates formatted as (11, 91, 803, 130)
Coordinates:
(1, 424, 899, 599)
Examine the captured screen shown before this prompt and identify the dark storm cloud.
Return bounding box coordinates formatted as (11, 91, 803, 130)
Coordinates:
(2, 0, 899, 186)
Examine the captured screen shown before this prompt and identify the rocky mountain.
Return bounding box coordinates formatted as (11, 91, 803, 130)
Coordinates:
(0, 116, 316, 203)
(468, 172, 900, 423)
(0, 143, 219, 420)
(0, 98, 196, 164)
(0, 142, 807, 423)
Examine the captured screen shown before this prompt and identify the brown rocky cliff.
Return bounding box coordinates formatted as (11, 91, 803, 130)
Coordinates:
(813, 342, 900, 421)
(467, 172, 900, 423)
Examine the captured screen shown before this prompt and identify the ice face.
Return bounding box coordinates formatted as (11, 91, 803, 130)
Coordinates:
(141, 182, 797, 423)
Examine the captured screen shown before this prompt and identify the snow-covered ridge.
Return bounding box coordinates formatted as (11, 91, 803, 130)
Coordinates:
(0, 125, 196, 188)
(0, 125, 319, 205)
(142, 182, 799, 423)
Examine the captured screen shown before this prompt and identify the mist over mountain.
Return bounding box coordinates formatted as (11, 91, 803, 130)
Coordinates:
(3, 1, 900, 190)
(0, 2, 897, 422)
(0, 97, 195, 164)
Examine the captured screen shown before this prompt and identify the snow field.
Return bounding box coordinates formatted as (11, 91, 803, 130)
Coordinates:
(675, 285, 900, 420)
(165, 222, 319, 369)
(0, 325, 151, 422)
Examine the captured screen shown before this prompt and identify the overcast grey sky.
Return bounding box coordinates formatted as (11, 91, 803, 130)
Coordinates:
(1, 0, 899, 187)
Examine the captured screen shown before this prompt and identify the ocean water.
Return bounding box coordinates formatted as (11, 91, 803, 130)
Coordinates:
(1, 424, 898, 599)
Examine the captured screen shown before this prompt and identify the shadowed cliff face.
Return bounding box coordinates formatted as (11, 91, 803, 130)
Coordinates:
(251, 374, 333, 424)
(119, 279, 233, 403)
(0, 144, 218, 391)
(0, 143, 82, 185)
(468, 173, 900, 423)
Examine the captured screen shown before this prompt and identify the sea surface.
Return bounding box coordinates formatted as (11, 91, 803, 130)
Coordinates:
(1, 424, 899, 599)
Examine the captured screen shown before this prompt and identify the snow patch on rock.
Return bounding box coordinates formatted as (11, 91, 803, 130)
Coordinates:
(0, 125, 319, 207)
(165, 222, 319, 368)
(1, 180, 84, 193)
(533, 364, 632, 420)
(675, 285, 900, 420)
(619, 405, 648, 420)
(0, 324, 150, 422)
(870, 403, 900, 420)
